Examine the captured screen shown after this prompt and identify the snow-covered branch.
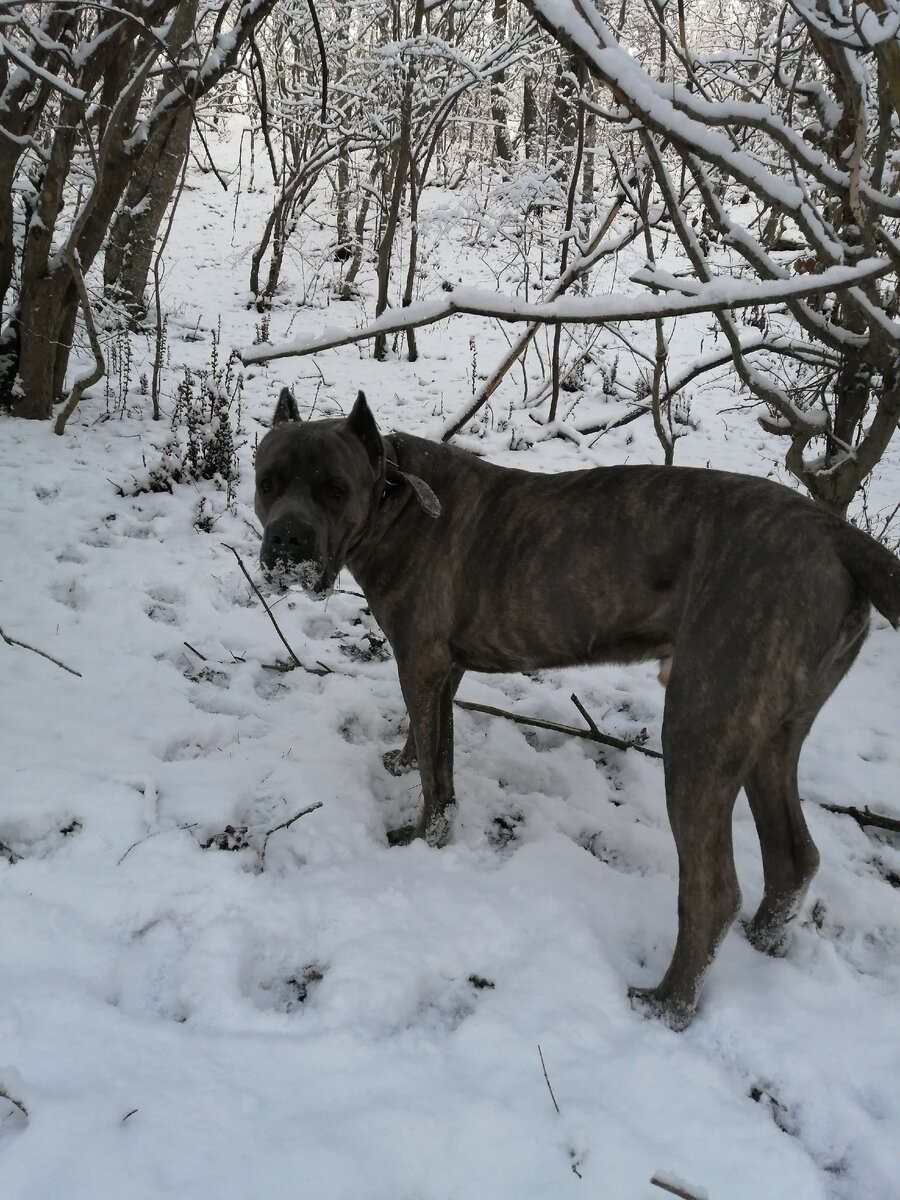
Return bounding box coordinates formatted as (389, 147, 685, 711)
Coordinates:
(239, 258, 892, 365)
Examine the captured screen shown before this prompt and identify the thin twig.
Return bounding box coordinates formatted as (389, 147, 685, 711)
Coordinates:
(261, 658, 332, 676)
(53, 251, 106, 435)
(304, 0, 329, 122)
(222, 544, 329, 675)
(571, 692, 603, 740)
(0, 625, 82, 678)
(183, 641, 207, 662)
(650, 1173, 708, 1200)
(456, 699, 663, 759)
(817, 801, 900, 835)
(260, 801, 324, 866)
(0, 1086, 28, 1120)
(117, 823, 198, 866)
(537, 1044, 560, 1115)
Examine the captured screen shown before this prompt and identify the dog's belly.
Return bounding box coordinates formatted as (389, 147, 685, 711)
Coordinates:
(449, 611, 674, 675)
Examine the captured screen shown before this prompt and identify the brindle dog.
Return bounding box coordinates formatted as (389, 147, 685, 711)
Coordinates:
(254, 388, 900, 1029)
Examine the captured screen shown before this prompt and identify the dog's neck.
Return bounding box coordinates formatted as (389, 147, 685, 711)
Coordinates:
(380, 435, 441, 518)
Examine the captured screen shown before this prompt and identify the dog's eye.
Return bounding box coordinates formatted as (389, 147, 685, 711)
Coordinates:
(324, 481, 347, 502)
(259, 478, 273, 496)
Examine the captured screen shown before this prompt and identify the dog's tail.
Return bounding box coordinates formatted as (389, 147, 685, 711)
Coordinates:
(832, 519, 900, 627)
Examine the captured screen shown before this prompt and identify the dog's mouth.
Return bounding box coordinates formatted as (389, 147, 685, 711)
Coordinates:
(261, 558, 334, 598)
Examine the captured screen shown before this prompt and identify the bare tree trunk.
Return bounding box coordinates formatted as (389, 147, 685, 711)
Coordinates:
(579, 95, 597, 245)
(549, 61, 586, 421)
(103, 0, 198, 321)
(520, 70, 539, 160)
(333, 0, 352, 261)
(548, 50, 579, 177)
(374, 0, 424, 361)
(489, 0, 513, 167)
(336, 143, 352, 260)
(339, 164, 376, 300)
(5, 0, 276, 420)
(103, 108, 192, 320)
(401, 158, 420, 361)
(12, 88, 84, 417)
(0, 163, 15, 320)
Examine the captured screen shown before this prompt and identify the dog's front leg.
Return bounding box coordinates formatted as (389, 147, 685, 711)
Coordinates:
(384, 665, 465, 776)
(396, 651, 457, 848)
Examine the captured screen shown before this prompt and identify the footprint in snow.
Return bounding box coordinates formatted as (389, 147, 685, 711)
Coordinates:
(0, 818, 83, 864)
(0, 1090, 28, 1144)
(162, 734, 219, 762)
(145, 584, 186, 625)
(49, 577, 89, 610)
(582, 832, 646, 875)
(251, 964, 326, 1015)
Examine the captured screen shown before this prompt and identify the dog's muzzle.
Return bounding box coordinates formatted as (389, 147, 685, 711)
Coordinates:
(260, 516, 330, 595)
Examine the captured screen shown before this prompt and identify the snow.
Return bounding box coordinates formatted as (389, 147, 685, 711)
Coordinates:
(1, 124, 899, 1200)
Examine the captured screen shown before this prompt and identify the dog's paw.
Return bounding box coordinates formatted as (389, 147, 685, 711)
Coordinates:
(421, 806, 456, 850)
(627, 985, 696, 1032)
(741, 916, 793, 958)
(387, 805, 455, 848)
(382, 746, 416, 777)
(386, 822, 418, 847)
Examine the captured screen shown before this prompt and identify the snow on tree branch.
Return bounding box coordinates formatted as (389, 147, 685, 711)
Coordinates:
(239, 257, 892, 366)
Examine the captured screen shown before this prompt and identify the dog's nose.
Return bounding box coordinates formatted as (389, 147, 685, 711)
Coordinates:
(261, 516, 318, 567)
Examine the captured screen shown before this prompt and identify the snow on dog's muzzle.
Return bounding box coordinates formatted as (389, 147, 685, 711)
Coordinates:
(260, 515, 332, 596)
(260, 557, 327, 594)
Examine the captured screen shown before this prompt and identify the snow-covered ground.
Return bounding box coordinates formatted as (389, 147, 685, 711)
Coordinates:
(1, 128, 899, 1200)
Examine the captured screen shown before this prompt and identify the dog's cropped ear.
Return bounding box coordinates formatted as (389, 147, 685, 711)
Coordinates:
(347, 391, 383, 469)
(273, 387, 300, 425)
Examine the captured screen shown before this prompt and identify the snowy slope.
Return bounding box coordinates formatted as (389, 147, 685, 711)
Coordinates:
(1, 126, 898, 1200)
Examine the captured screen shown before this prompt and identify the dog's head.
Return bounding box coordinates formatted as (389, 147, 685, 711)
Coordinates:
(255, 389, 385, 596)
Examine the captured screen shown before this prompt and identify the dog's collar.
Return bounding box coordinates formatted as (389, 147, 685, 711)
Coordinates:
(380, 435, 441, 518)
(382, 436, 401, 495)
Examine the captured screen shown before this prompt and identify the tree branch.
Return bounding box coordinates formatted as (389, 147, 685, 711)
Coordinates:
(455, 698, 663, 758)
(0, 625, 82, 677)
(239, 259, 891, 370)
(54, 249, 106, 434)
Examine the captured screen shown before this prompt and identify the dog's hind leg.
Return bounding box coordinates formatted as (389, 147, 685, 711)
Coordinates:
(743, 608, 867, 955)
(742, 719, 819, 955)
(630, 659, 761, 1030)
(629, 756, 744, 1030)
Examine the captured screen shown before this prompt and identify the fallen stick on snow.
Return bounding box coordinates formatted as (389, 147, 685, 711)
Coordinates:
(650, 1174, 708, 1200)
(117, 823, 199, 867)
(260, 801, 325, 866)
(537, 1044, 561, 1115)
(455, 698, 663, 759)
(0, 625, 82, 678)
(222, 544, 330, 677)
(816, 801, 900, 836)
